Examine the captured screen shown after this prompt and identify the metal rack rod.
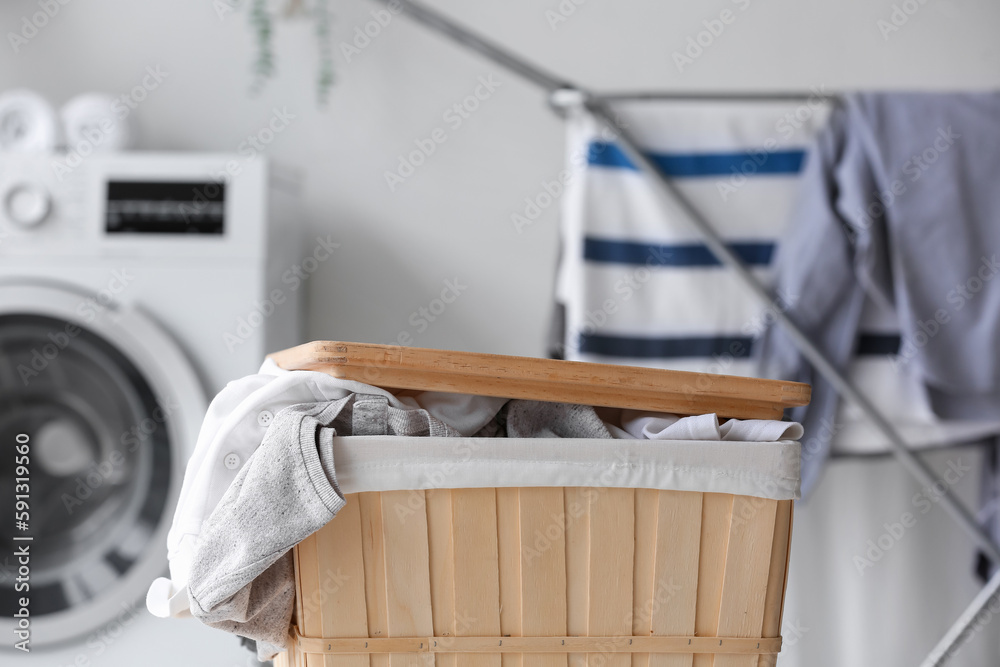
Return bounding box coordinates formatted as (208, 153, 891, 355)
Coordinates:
(376, 0, 571, 92)
(921, 567, 1000, 666)
(377, 0, 840, 103)
(372, 0, 1000, 662)
(594, 90, 837, 102)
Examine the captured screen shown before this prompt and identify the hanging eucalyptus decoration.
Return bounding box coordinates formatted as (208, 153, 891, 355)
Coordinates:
(247, 0, 335, 105)
(314, 0, 335, 105)
(249, 0, 275, 93)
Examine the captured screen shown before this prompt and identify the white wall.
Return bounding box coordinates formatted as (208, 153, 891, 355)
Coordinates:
(4, 3, 1000, 667)
(3, 0, 998, 357)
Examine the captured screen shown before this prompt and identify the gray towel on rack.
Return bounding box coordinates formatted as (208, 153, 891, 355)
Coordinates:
(756, 92, 1000, 496)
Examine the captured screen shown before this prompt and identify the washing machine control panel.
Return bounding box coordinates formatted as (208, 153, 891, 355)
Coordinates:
(0, 152, 267, 259)
(0, 157, 86, 242)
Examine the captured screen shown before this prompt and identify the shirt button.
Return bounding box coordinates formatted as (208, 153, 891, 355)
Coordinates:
(224, 453, 241, 470)
(257, 410, 274, 427)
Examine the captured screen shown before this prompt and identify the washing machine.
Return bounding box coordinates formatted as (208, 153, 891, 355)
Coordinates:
(0, 153, 302, 666)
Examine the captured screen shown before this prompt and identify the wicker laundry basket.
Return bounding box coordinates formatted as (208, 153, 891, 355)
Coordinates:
(268, 342, 808, 667)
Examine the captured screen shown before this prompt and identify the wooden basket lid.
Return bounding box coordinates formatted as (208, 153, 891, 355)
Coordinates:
(268, 341, 810, 420)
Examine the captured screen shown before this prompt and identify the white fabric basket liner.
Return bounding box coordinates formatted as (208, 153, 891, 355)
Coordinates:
(332, 436, 801, 500)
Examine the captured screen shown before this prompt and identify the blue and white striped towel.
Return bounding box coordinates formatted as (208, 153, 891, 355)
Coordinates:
(553, 99, 1000, 461)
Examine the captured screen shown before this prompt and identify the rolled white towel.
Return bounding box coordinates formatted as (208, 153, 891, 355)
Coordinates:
(0, 89, 58, 152)
(60, 92, 132, 152)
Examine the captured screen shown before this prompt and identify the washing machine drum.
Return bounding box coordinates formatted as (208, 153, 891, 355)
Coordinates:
(0, 288, 203, 647)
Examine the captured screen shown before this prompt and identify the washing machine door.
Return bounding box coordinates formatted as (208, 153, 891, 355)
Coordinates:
(0, 283, 204, 647)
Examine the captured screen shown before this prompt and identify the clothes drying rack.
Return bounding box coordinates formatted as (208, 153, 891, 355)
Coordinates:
(369, 1, 999, 663)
